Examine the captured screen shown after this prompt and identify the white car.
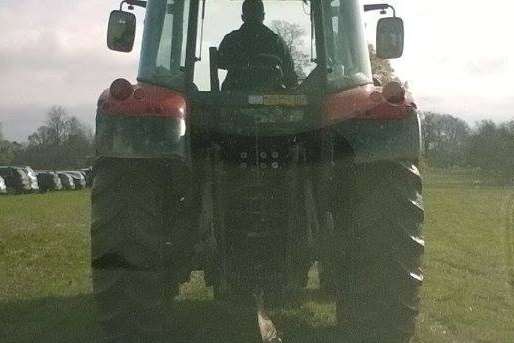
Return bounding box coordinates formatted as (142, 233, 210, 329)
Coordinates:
(0, 176, 7, 194)
(61, 171, 87, 189)
(22, 166, 40, 192)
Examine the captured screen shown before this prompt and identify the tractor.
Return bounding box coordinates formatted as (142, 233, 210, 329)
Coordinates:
(92, 0, 424, 342)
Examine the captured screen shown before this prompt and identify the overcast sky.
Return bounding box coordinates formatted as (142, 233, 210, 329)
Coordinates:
(0, 0, 512, 141)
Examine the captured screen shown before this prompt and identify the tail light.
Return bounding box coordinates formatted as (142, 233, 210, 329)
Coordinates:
(110, 78, 133, 101)
(383, 81, 406, 104)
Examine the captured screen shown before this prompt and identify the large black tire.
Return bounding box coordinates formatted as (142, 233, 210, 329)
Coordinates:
(335, 161, 425, 342)
(91, 158, 195, 342)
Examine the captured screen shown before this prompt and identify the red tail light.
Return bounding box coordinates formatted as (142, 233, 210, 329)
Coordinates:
(382, 81, 406, 104)
(110, 78, 134, 101)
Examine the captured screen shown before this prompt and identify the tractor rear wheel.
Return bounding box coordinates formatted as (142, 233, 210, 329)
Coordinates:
(335, 161, 425, 342)
(91, 158, 194, 342)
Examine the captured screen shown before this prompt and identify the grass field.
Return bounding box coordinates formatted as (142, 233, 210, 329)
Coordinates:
(1, 171, 514, 342)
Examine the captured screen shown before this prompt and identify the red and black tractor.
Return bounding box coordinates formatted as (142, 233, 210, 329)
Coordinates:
(91, 0, 424, 342)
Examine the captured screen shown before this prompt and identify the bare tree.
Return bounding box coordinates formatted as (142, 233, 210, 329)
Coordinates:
(46, 106, 69, 146)
(270, 20, 400, 84)
(270, 20, 311, 79)
(17, 105, 94, 169)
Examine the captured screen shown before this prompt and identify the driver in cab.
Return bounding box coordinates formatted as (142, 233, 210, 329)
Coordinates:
(218, 0, 298, 91)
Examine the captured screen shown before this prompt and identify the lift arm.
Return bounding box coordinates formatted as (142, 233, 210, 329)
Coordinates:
(120, 0, 147, 10)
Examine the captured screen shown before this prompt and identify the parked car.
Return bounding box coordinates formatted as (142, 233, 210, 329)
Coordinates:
(0, 166, 32, 193)
(57, 172, 75, 191)
(36, 171, 63, 192)
(22, 166, 39, 192)
(0, 176, 7, 194)
(79, 167, 93, 187)
(62, 171, 87, 190)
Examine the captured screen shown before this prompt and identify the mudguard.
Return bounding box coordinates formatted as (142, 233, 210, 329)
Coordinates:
(95, 83, 189, 160)
(333, 111, 422, 163)
(96, 82, 422, 163)
(322, 84, 422, 163)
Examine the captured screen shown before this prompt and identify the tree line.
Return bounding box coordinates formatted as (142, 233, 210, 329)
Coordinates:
(1, 109, 512, 183)
(421, 112, 514, 183)
(0, 106, 94, 169)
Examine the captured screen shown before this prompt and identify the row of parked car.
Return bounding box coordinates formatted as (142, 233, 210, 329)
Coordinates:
(0, 166, 93, 194)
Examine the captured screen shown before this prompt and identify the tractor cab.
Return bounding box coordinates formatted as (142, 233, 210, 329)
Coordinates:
(101, 0, 406, 157)
(108, 0, 404, 90)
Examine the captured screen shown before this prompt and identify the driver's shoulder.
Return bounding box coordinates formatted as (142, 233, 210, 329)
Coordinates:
(262, 25, 280, 39)
(221, 29, 244, 44)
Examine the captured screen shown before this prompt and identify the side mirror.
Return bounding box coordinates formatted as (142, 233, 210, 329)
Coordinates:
(107, 10, 136, 53)
(376, 17, 404, 59)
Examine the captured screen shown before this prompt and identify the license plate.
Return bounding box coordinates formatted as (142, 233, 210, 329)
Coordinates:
(248, 95, 308, 106)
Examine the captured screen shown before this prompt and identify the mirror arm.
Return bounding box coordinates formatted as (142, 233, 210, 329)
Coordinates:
(364, 3, 396, 17)
(196, 0, 207, 62)
(120, 0, 147, 11)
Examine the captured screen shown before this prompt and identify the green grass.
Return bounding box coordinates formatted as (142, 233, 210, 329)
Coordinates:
(414, 175, 514, 342)
(0, 191, 98, 342)
(1, 173, 514, 342)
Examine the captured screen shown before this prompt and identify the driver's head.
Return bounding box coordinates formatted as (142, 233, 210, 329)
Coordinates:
(242, 0, 265, 24)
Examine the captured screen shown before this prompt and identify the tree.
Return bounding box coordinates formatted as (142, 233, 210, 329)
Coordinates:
(0, 123, 12, 164)
(0, 141, 22, 165)
(46, 106, 69, 146)
(270, 20, 312, 79)
(15, 106, 93, 169)
(420, 114, 514, 183)
(270, 21, 398, 84)
(28, 126, 53, 147)
(0, 123, 22, 165)
(421, 112, 470, 167)
(466, 120, 514, 183)
(0, 123, 10, 164)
